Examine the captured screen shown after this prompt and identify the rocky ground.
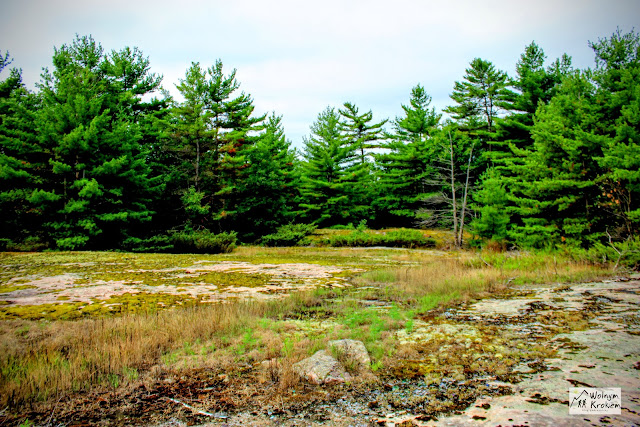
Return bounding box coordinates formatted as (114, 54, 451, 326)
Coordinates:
(3, 251, 638, 426)
(188, 276, 640, 426)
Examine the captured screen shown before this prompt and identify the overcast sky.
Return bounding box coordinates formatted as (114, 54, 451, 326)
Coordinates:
(1, 0, 639, 147)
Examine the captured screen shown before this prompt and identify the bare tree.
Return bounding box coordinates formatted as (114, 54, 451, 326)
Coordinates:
(416, 130, 475, 248)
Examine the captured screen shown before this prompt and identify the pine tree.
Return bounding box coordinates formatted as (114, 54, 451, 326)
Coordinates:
(136, 92, 178, 246)
(491, 43, 572, 164)
(590, 29, 640, 239)
(300, 107, 356, 226)
(444, 58, 507, 135)
(36, 35, 162, 250)
(506, 30, 640, 248)
(338, 102, 387, 164)
(470, 168, 510, 243)
(231, 113, 300, 240)
(375, 85, 440, 226)
(338, 102, 387, 223)
(171, 60, 265, 231)
(0, 52, 45, 249)
(509, 71, 603, 248)
(207, 60, 265, 228)
(472, 44, 573, 247)
(171, 62, 215, 228)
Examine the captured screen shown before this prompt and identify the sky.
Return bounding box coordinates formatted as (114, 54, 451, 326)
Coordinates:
(1, 0, 639, 148)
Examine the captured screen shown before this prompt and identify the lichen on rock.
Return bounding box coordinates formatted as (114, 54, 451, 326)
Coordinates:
(292, 349, 352, 385)
(328, 339, 371, 371)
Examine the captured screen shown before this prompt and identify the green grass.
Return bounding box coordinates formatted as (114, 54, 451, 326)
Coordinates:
(418, 291, 461, 312)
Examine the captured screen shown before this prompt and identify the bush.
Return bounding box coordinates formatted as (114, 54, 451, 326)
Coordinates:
(383, 229, 435, 248)
(170, 230, 237, 254)
(569, 236, 640, 270)
(0, 237, 49, 252)
(327, 228, 435, 248)
(122, 235, 173, 253)
(327, 230, 381, 247)
(328, 224, 355, 230)
(260, 224, 317, 247)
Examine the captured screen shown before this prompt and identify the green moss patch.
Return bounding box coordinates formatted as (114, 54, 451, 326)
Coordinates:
(0, 284, 36, 293)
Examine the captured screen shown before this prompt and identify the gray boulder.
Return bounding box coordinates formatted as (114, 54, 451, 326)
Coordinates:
(328, 339, 371, 370)
(292, 350, 352, 385)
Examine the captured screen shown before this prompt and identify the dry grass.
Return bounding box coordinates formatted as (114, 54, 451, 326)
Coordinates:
(0, 288, 352, 411)
(0, 300, 274, 407)
(358, 250, 612, 310)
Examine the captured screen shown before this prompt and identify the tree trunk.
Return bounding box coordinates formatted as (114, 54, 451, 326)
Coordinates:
(448, 131, 459, 247)
(458, 142, 475, 247)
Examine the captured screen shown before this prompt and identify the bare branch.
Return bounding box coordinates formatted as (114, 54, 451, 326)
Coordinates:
(164, 397, 227, 419)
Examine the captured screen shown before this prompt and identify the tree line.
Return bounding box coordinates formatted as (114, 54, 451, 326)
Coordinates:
(0, 30, 638, 252)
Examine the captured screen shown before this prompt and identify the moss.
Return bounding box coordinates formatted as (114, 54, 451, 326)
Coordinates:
(0, 284, 36, 293)
(0, 302, 89, 320)
(100, 292, 200, 314)
(0, 292, 202, 321)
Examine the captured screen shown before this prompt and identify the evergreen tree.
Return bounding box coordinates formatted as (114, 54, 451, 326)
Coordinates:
(207, 60, 265, 229)
(136, 92, 178, 245)
(0, 52, 44, 249)
(470, 167, 510, 243)
(338, 102, 387, 164)
(590, 29, 640, 239)
(444, 58, 507, 135)
(300, 107, 356, 226)
(36, 35, 162, 250)
(232, 113, 300, 240)
(505, 30, 640, 248)
(473, 44, 573, 246)
(171, 60, 265, 231)
(338, 102, 387, 223)
(491, 43, 572, 163)
(509, 71, 603, 247)
(171, 62, 215, 228)
(375, 85, 440, 226)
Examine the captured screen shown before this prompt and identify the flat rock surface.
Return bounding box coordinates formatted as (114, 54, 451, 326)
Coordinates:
(0, 253, 362, 312)
(432, 278, 640, 426)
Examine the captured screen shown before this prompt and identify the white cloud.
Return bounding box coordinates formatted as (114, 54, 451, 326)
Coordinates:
(2, 0, 640, 146)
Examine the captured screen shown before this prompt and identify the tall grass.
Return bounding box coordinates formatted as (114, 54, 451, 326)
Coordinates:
(0, 300, 271, 407)
(360, 251, 612, 310)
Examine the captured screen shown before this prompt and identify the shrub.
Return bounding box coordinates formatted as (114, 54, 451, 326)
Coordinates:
(260, 224, 317, 247)
(327, 224, 355, 230)
(569, 237, 640, 270)
(122, 235, 173, 253)
(0, 237, 49, 252)
(170, 230, 237, 254)
(326, 228, 435, 248)
(327, 230, 380, 247)
(383, 229, 435, 248)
